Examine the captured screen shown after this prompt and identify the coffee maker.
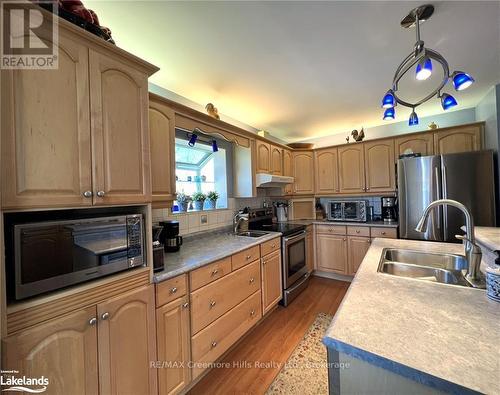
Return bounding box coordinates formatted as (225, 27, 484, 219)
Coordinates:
(381, 197, 398, 223)
(159, 220, 183, 253)
(152, 225, 165, 272)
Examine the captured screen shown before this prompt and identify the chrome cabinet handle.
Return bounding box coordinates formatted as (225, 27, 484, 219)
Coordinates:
(211, 341, 217, 348)
(89, 317, 97, 326)
(97, 190, 105, 197)
(83, 191, 93, 198)
(101, 312, 110, 320)
(209, 300, 216, 308)
(211, 269, 218, 276)
(170, 287, 177, 294)
(182, 302, 189, 309)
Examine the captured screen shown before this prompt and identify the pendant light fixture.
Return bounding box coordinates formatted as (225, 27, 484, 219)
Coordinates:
(381, 4, 474, 125)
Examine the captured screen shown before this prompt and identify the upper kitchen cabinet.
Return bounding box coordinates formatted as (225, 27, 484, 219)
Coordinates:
(314, 147, 339, 195)
(292, 151, 314, 195)
(434, 123, 483, 155)
(1, 20, 158, 210)
(338, 145, 365, 194)
(282, 149, 293, 195)
(394, 132, 434, 158)
(256, 140, 271, 173)
(89, 49, 152, 206)
(364, 139, 396, 193)
(149, 95, 176, 206)
(270, 145, 283, 175)
(1, 28, 92, 209)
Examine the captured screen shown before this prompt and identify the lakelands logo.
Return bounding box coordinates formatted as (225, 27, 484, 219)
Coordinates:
(1, 370, 48, 393)
(1, 0, 58, 69)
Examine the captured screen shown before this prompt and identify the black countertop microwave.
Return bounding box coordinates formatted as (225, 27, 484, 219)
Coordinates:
(6, 214, 144, 301)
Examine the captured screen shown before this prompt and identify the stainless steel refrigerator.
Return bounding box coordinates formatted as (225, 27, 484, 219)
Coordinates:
(398, 150, 496, 241)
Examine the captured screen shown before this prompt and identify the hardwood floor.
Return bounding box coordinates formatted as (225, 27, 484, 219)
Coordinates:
(189, 275, 350, 395)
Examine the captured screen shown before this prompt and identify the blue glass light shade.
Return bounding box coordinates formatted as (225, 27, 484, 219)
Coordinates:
(441, 93, 458, 110)
(381, 90, 395, 109)
(212, 140, 218, 152)
(188, 133, 198, 147)
(383, 107, 395, 120)
(416, 57, 432, 80)
(408, 111, 419, 126)
(452, 71, 474, 91)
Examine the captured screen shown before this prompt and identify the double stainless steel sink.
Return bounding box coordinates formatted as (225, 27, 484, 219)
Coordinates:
(235, 230, 269, 238)
(378, 248, 480, 288)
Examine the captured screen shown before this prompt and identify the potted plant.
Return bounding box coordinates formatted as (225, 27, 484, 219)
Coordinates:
(206, 191, 219, 209)
(192, 192, 206, 211)
(176, 193, 191, 212)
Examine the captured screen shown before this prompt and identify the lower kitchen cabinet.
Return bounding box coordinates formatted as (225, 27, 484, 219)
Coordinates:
(2, 306, 99, 395)
(156, 295, 191, 395)
(347, 236, 371, 275)
(2, 285, 157, 395)
(261, 250, 282, 314)
(316, 233, 348, 274)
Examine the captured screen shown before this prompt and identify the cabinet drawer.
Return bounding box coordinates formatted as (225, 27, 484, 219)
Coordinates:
(260, 238, 281, 257)
(156, 274, 187, 307)
(191, 291, 262, 379)
(190, 257, 232, 291)
(347, 226, 370, 237)
(370, 227, 398, 239)
(231, 245, 260, 270)
(316, 224, 347, 235)
(190, 260, 260, 334)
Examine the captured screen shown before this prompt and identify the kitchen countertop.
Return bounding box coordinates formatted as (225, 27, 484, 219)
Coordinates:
(281, 219, 399, 228)
(322, 238, 500, 394)
(472, 226, 500, 252)
(154, 228, 282, 283)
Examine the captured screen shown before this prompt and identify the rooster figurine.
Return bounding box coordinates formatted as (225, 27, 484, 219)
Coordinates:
(351, 128, 365, 142)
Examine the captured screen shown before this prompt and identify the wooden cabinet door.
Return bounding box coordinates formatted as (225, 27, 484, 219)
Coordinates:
(306, 226, 314, 272)
(316, 233, 347, 274)
(261, 251, 282, 314)
(293, 151, 314, 194)
(89, 49, 151, 205)
(97, 285, 157, 395)
(156, 296, 191, 395)
(338, 145, 365, 194)
(394, 133, 433, 158)
(434, 125, 483, 154)
(314, 148, 339, 194)
(256, 141, 271, 173)
(283, 149, 293, 195)
(149, 97, 175, 204)
(2, 306, 98, 395)
(364, 139, 396, 193)
(1, 31, 92, 209)
(270, 146, 283, 175)
(348, 236, 371, 275)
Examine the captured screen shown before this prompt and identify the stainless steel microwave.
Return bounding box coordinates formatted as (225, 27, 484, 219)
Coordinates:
(326, 200, 368, 222)
(8, 214, 144, 300)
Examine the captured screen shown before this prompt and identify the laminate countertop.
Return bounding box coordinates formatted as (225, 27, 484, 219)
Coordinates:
(153, 228, 282, 283)
(323, 238, 500, 394)
(281, 219, 399, 228)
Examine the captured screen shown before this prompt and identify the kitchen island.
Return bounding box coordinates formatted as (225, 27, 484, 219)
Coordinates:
(323, 238, 500, 394)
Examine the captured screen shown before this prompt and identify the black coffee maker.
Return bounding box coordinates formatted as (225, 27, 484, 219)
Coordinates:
(159, 220, 183, 253)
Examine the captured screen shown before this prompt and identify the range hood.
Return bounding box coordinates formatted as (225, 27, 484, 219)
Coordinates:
(255, 173, 294, 188)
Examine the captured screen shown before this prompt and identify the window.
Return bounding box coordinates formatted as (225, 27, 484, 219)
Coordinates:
(173, 129, 232, 212)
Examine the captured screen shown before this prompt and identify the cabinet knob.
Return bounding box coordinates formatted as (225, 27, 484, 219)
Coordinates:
(246, 255, 251, 260)
(381, 231, 386, 235)
(249, 277, 255, 284)
(343, 238, 346, 241)
(83, 191, 93, 198)
(101, 312, 110, 320)
(209, 300, 216, 308)
(97, 190, 105, 197)
(355, 230, 360, 234)
(170, 287, 177, 294)
(367, 239, 371, 243)
(271, 244, 276, 248)
(211, 269, 218, 276)
(89, 317, 97, 326)
(211, 341, 217, 348)
(250, 309, 255, 317)
(182, 302, 189, 309)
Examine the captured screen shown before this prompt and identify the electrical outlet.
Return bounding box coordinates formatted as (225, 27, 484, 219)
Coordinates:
(201, 214, 208, 224)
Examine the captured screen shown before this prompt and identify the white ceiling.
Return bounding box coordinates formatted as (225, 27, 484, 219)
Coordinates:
(86, 1, 500, 142)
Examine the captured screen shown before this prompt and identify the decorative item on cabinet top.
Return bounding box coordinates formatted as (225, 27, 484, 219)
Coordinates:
(351, 128, 365, 142)
(205, 103, 220, 119)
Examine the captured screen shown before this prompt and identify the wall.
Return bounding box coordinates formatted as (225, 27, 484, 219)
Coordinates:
(300, 108, 476, 148)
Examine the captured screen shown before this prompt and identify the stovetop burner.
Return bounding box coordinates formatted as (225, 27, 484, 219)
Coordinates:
(254, 222, 306, 236)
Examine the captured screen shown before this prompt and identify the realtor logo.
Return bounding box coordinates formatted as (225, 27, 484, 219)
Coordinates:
(1, 0, 58, 69)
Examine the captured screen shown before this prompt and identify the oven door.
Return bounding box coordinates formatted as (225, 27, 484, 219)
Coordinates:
(282, 231, 307, 288)
(343, 202, 365, 222)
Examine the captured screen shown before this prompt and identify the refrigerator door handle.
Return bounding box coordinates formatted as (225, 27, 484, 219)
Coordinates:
(434, 166, 441, 230)
(442, 165, 448, 239)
